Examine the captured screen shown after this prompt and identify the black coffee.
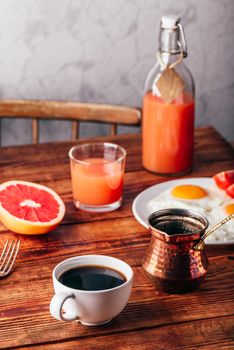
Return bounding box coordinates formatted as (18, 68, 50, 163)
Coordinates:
(59, 265, 126, 291)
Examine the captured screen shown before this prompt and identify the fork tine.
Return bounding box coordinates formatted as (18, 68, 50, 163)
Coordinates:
(5, 240, 21, 275)
(0, 240, 9, 261)
(0, 240, 13, 270)
(3, 240, 20, 274)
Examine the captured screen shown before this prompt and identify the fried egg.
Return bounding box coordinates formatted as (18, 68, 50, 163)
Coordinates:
(205, 201, 234, 243)
(148, 184, 224, 213)
(147, 182, 233, 243)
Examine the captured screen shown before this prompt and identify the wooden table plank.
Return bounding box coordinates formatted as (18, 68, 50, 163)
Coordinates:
(0, 126, 233, 349)
(0, 126, 233, 172)
(17, 316, 234, 350)
(1, 162, 234, 231)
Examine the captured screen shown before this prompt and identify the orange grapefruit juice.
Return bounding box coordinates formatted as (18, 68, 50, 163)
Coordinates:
(142, 92, 195, 174)
(70, 158, 124, 205)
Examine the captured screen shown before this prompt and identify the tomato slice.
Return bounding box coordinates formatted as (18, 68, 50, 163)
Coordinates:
(213, 170, 234, 190)
(226, 184, 234, 198)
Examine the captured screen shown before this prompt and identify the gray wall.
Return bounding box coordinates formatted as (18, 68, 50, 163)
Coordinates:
(0, 0, 233, 146)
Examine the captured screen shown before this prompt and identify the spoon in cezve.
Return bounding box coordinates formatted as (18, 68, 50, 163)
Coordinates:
(194, 213, 234, 250)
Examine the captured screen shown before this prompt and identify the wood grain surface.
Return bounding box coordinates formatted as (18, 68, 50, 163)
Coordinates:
(0, 126, 233, 349)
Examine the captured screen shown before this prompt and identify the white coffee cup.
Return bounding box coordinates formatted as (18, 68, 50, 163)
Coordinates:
(50, 255, 133, 326)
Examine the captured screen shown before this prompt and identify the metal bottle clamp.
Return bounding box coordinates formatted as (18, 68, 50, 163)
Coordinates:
(177, 20, 187, 58)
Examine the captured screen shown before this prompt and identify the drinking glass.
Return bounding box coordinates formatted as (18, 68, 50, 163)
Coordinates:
(69, 143, 126, 212)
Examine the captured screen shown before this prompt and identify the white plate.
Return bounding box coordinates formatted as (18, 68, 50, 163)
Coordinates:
(132, 177, 234, 245)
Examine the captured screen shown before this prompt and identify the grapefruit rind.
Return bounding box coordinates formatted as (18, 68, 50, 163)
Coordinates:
(0, 180, 65, 235)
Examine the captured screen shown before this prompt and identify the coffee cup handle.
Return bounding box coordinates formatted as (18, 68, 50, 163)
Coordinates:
(50, 293, 78, 321)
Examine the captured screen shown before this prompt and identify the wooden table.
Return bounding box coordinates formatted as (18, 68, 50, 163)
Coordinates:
(0, 126, 234, 350)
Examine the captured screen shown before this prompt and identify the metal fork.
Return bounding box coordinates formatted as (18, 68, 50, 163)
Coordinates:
(0, 240, 21, 277)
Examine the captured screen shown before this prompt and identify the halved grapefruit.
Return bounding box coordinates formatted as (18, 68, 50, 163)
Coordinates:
(0, 180, 65, 235)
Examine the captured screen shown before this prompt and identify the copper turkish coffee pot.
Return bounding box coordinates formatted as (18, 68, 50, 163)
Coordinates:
(142, 208, 234, 293)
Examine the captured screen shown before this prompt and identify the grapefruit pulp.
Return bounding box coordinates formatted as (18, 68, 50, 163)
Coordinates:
(0, 180, 65, 235)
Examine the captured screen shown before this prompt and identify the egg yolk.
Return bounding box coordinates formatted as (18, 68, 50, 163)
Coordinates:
(171, 185, 207, 200)
(225, 203, 234, 215)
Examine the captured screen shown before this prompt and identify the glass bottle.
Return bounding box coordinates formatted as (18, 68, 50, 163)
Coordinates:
(142, 15, 195, 175)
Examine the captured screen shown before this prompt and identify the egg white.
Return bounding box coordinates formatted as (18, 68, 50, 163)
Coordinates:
(205, 201, 234, 243)
(148, 197, 208, 215)
(151, 184, 225, 212)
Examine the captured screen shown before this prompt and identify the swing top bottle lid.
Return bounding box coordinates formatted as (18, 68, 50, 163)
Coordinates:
(161, 15, 180, 29)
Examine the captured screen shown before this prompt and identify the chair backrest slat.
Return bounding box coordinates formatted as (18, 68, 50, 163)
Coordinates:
(110, 124, 117, 136)
(71, 120, 80, 140)
(32, 118, 39, 144)
(0, 99, 141, 145)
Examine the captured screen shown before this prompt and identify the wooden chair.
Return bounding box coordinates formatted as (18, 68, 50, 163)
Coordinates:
(0, 100, 141, 145)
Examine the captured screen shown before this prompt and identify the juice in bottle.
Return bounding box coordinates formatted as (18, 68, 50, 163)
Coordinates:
(143, 92, 195, 174)
(142, 15, 195, 175)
